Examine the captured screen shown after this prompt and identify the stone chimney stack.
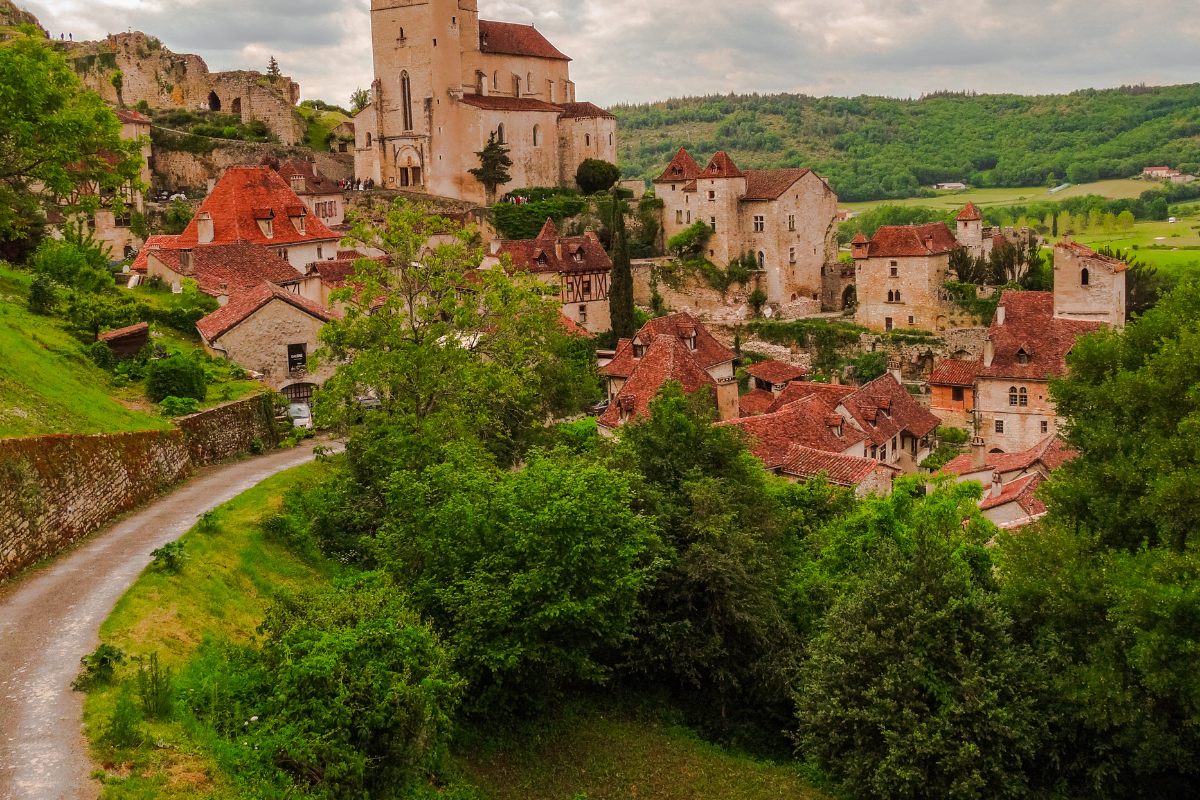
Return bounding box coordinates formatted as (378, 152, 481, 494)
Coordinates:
(490, 238, 502, 255)
(196, 212, 214, 244)
(996, 305, 1006, 326)
(888, 359, 902, 384)
(983, 337, 995, 368)
(991, 470, 1003, 499)
(555, 242, 563, 260)
(206, 177, 216, 195)
(970, 436, 987, 470)
(831, 371, 841, 386)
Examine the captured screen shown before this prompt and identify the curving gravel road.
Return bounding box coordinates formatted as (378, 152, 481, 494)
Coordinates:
(0, 440, 343, 800)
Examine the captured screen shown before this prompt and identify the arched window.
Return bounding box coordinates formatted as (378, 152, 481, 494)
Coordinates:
(532, 124, 540, 146)
(398, 27, 405, 39)
(493, 71, 499, 91)
(895, 290, 901, 302)
(1081, 268, 1090, 286)
(400, 71, 413, 131)
(496, 123, 505, 144)
(758, 251, 765, 269)
(514, 75, 521, 96)
(366, 131, 372, 147)
(585, 134, 591, 147)
(1009, 386, 1019, 406)
(527, 71, 532, 89)
(1019, 387, 1028, 407)
(609, 132, 613, 146)
(887, 290, 894, 302)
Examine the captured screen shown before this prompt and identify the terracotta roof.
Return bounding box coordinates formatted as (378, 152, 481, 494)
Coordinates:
(780, 444, 897, 487)
(633, 312, 737, 371)
(197, 282, 337, 343)
(176, 166, 339, 249)
(557, 102, 615, 120)
(277, 159, 341, 196)
(765, 381, 855, 414)
(746, 360, 808, 385)
(147, 241, 301, 298)
(597, 335, 716, 429)
(1056, 239, 1128, 272)
(929, 358, 980, 387)
(114, 109, 151, 124)
(703, 151, 744, 179)
(862, 222, 960, 258)
(850, 232, 869, 245)
(654, 148, 704, 183)
(956, 202, 983, 222)
(978, 291, 1101, 381)
(716, 395, 867, 467)
(97, 321, 148, 342)
(459, 94, 563, 113)
(557, 313, 595, 338)
(837, 374, 941, 446)
(979, 472, 1047, 515)
(496, 218, 612, 276)
(738, 388, 777, 417)
(941, 434, 1075, 479)
(478, 20, 570, 60)
(743, 168, 812, 201)
(131, 234, 182, 273)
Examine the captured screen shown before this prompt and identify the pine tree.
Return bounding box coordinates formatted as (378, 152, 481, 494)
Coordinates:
(468, 132, 512, 204)
(267, 56, 281, 76)
(607, 187, 635, 339)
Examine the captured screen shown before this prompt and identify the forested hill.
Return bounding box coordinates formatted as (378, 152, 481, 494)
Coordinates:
(610, 85, 1200, 202)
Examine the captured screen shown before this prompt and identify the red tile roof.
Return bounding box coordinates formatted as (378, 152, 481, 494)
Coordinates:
(746, 360, 808, 385)
(743, 168, 812, 201)
(479, 20, 570, 60)
(597, 335, 716, 429)
(97, 321, 149, 342)
(147, 241, 301, 298)
(956, 202, 983, 221)
(634, 312, 737, 371)
(978, 291, 1101, 381)
(654, 148, 704, 183)
(1056, 239, 1128, 272)
(765, 380, 855, 414)
(703, 151, 744, 179)
(862, 222, 961, 258)
(837, 374, 941, 446)
(979, 472, 1047, 516)
(197, 282, 337, 343)
(131, 234, 182, 273)
(716, 395, 867, 467)
(276, 159, 341, 196)
(557, 102, 615, 120)
(941, 434, 1075, 479)
(114, 109, 151, 124)
(557, 313, 595, 338)
(780, 444, 897, 487)
(176, 166, 339, 248)
(496, 218, 613, 277)
(929, 358, 980, 387)
(738, 388, 777, 417)
(459, 94, 563, 113)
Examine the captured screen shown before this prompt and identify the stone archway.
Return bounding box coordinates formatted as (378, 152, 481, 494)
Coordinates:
(207, 91, 221, 112)
(842, 284, 857, 308)
(231, 97, 241, 115)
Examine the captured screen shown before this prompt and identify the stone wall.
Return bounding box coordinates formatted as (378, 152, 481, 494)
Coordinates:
(0, 394, 279, 582)
(153, 142, 352, 192)
(858, 327, 988, 382)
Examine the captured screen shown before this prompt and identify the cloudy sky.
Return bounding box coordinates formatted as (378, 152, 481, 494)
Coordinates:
(26, 0, 1200, 109)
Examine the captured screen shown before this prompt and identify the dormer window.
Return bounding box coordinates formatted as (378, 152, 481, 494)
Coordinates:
(574, 251, 583, 263)
(1016, 348, 1030, 365)
(688, 335, 697, 351)
(633, 344, 646, 358)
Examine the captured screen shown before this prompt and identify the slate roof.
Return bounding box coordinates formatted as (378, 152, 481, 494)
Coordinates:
(459, 94, 563, 113)
(837, 374, 941, 446)
(743, 168, 812, 200)
(557, 102, 615, 119)
(277, 159, 341, 196)
(147, 241, 301, 298)
(978, 291, 1101, 381)
(929, 358, 981, 387)
(956, 202, 983, 221)
(738, 388, 777, 417)
(197, 282, 337, 344)
(862, 222, 961, 258)
(765, 380, 855, 414)
(176, 166, 339, 248)
(130, 234, 182, 273)
(496, 218, 612, 276)
(780, 444, 897, 487)
(479, 20, 571, 60)
(979, 472, 1047, 516)
(597, 335, 716, 429)
(715, 395, 867, 468)
(940, 434, 1075, 478)
(746, 360, 808, 385)
(654, 148, 704, 183)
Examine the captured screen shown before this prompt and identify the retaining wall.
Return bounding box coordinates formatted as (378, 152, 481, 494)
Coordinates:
(0, 394, 279, 581)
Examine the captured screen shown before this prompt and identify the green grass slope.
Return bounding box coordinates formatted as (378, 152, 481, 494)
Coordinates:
(0, 268, 168, 438)
(614, 85, 1200, 202)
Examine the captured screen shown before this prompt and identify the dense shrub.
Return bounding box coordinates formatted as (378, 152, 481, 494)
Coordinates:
(490, 197, 588, 240)
(146, 353, 207, 402)
(575, 158, 622, 194)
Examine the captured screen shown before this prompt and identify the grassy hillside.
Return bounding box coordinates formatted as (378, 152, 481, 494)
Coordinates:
(82, 460, 829, 800)
(613, 85, 1200, 201)
(840, 179, 1152, 213)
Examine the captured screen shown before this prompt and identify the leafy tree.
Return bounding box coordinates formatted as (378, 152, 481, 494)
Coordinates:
(160, 198, 194, 235)
(795, 479, 1042, 800)
(66, 292, 141, 338)
(949, 246, 988, 284)
(1056, 209, 1073, 236)
(267, 55, 281, 76)
(350, 87, 371, 113)
(146, 353, 207, 403)
(1117, 209, 1136, 232)
(468, 132, 512, 203)
(29, 228, 113, 295)
(848, 350, 888, 383)
(666, 220, 713, 258)
(110, 69, 124, 107)
(608, 187, 636, 338)
(0, 32, 145, 244)
(747, 287, 768, 317)
(575, 158, 621, 195)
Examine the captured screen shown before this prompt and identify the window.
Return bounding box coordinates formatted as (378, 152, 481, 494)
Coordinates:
(579, 304, 587, 324)
(788, 214, 795, 231)
(753, 215, 765, 232)
(633, 344, 646, 358)
(366, 131, 372, 147)
(400, 71, 413, 131)
(1081, 268, 1090, 286)
(533, 124, 540, 146)
(708, 190, 715, 200)
(609, 133, 613, 146)
(582, 279, 591, 296)
(287, 343, 307, 373)
(885, 317, 893, 331)
(952, 386, 964, 402)
(686, 210, 691, 223)
(908, 315, 915, 325)
(789, 246, 796, 263)
(880, 444, 886, 461)
(493, 71, 499, 90)
(398, 27, 405, 39)
(527, 71, 532, 89)
(1009, 386, 1019, 405)
(757, 251, 765, 269)
(676, 210, 683, 224)
(585, 134, 591, 147)
(890, 266, 898, 277)
(888, 290, 894, 302)
(995, 419, 1005, 433)
(1041, 420, 1049, 434)
(513, 75, 521, 96)
(1017, 348, 1030, 365)
(890, 260, 897, 267)
(317, 246, 323, 259)
(710, 217, 716, 232)
(496, 123, 505, 144)
(1019, 387, 1028, 407)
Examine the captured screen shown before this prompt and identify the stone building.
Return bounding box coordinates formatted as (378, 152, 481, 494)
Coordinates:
(276, 159, 347, 229)
(850, 221, 960, 332)
(654, 148, 839, 306)
(67, 32, 304, 145)
(928, 357, 979, 431)
(955, 201, 1035, 261)
(938, 435, 1074, 528)
(142, 240, 303, 302)
(354, 0, 616, 203)
(1053, 235, 1126, 328)
(87, 109, 154, 260)
(482, 218, 612, 334)
(196, 282, 339, 401)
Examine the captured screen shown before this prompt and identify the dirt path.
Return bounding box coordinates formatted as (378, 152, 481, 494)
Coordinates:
(0, 440, 343, 800)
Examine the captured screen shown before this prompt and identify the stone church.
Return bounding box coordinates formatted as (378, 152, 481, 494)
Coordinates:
(354, 0, 617, 204)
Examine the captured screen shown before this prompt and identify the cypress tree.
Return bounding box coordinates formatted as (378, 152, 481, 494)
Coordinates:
(608, 187, 635, 338)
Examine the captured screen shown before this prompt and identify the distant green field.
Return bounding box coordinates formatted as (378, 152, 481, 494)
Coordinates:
(841, 179, 1151, 213)
(1074, 218, 1200, 276)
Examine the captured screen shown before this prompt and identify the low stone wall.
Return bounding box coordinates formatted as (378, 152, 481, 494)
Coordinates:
(153, 142, 352, 191)
(0, 394, 279, 582)
(859, 327, 990, 382)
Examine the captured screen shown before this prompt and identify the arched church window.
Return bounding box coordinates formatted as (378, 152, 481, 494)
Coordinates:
(533, 125, 540, 146)
(609, 132, 613, 146)
(493, 71, 499, 91)
(758, 251, 765, 269)
(1081, 268, 1090, 286)
(585, 134, 591, 147)
(1019, 387, 1028, 407)
(400, 71, 413, 131)
(366, 131, 372, 147)
(496, 124, 505, 144)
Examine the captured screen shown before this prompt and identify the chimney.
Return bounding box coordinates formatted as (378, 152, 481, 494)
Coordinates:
(206, 177, 216, 195)
(983, 337, 995, 368)
(996, 305, 1006, 326)
(555, 242, 562, 260)
(831, 371, 840, 386)
(991, 471, 1003, 499)
(490, 238, 501, 255)
(888, 359, 902, 384)
(971, 436, 986, 470)
(196, 211, 214, 244)
(715, 377, 739, 422)
(217, 281, 230, 306)
(1061, 232, 1071, 245)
